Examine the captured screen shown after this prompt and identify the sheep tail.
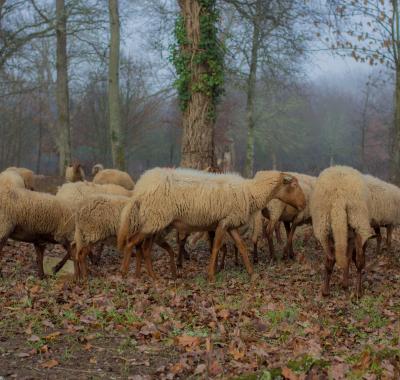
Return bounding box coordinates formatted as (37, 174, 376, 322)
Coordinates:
(330, 199, 348, 269)
(117, 200, 140, 252)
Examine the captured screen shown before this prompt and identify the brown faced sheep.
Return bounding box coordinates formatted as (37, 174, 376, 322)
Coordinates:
(65, 161, 85, 183)
(118, 168, 306, 282)
(310, 166, 373, 297)
(6, 167, 35, 190)
(93, 169, 134, 190)
(263, 174, 316, 260)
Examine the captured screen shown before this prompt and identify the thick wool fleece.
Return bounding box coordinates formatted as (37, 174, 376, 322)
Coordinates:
(117, 168, 291, 251)
(0, 187, 74, 244)
(310, 165, 372, 268)
(93, 169, 134, 190)
(6, 167, 35, 190)
(0, 170, 25, 189)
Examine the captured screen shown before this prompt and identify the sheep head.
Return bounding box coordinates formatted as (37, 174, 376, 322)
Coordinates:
(276, 174, 306, 211)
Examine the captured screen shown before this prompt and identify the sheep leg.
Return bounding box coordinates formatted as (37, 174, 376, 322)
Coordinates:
(321, 238, 335, 297)
(135, 247, 143, 278)
(252, 242, 258, 264)
(229, 228, 254, 278)
(207, 225, 226, 282)
(53, 252, 70, 273)
(234, 245, 239, 266)
(373, 226, 382, 255)
(177, 231, 189, 269)
(78, 246, 91, 283)
(283, 221, 291, 239)
(89, 243, 103, 265)
(33, 244, 46, 280)
(284, 222, 297, 260)
(354, 233, 366, 298)
(154, 238, 177, 279)
(217, 244, 227, 273)
(386, 225, 393, 250)
(120, 232, 146, 276)
(341, 236, 354, 291)
(266, 222, 276, 262)
(142, 236, 157, 281)
(275, 222, 283, 245)
(0, 238, 8, 277)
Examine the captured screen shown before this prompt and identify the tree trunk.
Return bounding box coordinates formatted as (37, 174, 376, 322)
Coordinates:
(108, 0, 125, 170)
(271, 150, 277, 170)
(179, 0, 215, 169)
(244, 2, 261, 178)
(391, 67, 400, 184)
(55, 0, 71, 176)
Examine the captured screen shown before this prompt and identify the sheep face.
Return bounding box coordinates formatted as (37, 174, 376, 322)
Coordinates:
(275, 175, 306, 211)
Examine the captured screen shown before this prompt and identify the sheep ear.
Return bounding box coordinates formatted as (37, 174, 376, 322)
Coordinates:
(283, 175, 293, 184)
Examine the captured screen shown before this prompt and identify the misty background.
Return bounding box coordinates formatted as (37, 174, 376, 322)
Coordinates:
(0, 0, 393, 178)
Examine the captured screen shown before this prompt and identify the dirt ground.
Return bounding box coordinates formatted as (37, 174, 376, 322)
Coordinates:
(0, 226, 399, 379)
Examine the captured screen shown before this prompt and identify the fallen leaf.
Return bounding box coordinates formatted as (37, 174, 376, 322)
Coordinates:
(175, 335, 200, 349)
(28, 335, 40, 342)
(30, 284, 41, 294)
(194, 363, 206, 375)
(229, 346, 245, 361)
(39, 345, 49, 353)
(208, 360, 222, 376)
(217, 309, 230, 320)
(89, 357, 97, 364)
(282, 366, 305, 380)
(45, 332, 61, 341)
(41, 359, 59, 369)
(83, 343, 93, 351)
(16, 352, 31, 358)
(171, 362, 184, 374)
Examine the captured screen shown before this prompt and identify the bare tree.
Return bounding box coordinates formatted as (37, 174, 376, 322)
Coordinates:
(327, 0, 400, 182)
(108, 0, 124, 169)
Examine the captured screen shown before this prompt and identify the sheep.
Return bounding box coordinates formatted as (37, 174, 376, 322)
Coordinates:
(6, 167, 35, 190)
(363, 174, 400, 254)
(93, 169, 134, 190)
(0, 170, 26, 189)
(73, 194, 177, 282)
(310, 166, 373, 297)
(118, 168, 306, 282)
(65, 161, 85, 183)
(51, 181, 133, 272)
(56, 181, 133, 205)
(91, 163, 104, 176)
(263, 173, 316, 260)
(0, 187, 74, 279)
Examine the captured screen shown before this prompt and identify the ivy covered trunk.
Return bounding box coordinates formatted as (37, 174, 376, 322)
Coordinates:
(173, 0, 224, 169)
(55, 0, 71, 176)
(108, 0, 125, 170)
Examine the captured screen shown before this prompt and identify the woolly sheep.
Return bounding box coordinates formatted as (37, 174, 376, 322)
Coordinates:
(0, 187, 74, 279)
(93, 169, 134, 190)
(310, 166, 373, 297)
(264, 174, 316, 260)
(364, 174, 400, 254)
(6, 167, 35, 190)
(0, 170, 26, 189)
(118, 167, 306, 281)
(65, 161, 85, 183)
(56, 181, 133, 205)
(91, 163, 104, 176)
(73, 194, 176, 282)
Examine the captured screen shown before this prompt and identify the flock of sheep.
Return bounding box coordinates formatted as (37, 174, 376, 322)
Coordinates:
(0, 162, 398, 298)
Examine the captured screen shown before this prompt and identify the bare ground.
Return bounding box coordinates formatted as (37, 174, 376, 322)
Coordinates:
(0, 227, 399, 379)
